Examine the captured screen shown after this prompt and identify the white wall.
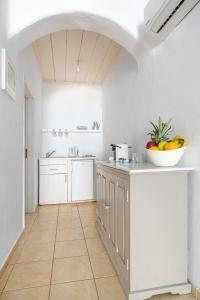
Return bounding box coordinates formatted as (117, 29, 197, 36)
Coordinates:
(0, 0, 42, 268)
(102, 50, 137, 159)
(41, 83, 102, 159)
(102, 3, 200, 288)
(6, 0, 147, 60)
(19, 47, 42, 212)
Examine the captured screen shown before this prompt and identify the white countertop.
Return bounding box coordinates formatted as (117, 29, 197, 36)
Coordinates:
(40, 156, 96, 160)
(97, 161, 194, 174)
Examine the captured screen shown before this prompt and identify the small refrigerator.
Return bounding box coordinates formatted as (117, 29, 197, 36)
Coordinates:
(71, 160, 94, 201)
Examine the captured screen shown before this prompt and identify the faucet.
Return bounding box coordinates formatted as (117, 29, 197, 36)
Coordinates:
(46, 150, 56, 158)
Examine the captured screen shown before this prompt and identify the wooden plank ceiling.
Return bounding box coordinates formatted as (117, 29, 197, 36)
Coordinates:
(32, 30, 122, 85)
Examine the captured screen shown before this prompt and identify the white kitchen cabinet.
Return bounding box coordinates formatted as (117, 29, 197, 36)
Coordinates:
(96, 162, 192, 300)
(40, 173, 67, 204)
(39, 160, 68, 205)
(71, 160, 94, 201)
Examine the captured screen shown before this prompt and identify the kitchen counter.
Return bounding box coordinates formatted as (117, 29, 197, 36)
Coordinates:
(40, 156, 96, 160)
(98, 161, 193, 174)
(96, 161, 193, 300)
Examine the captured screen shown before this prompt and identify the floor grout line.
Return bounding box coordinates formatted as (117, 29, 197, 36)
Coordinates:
(77, 204, 100, 300)
(47, 207, 59, 300)
(0, 206, 131, 300)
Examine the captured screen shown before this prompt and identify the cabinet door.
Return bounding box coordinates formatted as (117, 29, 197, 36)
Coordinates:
(96, 169, 102, 222)
(107, 173, 117, 246)
(40, 174, 68, 204)
(116, 176, 129, 270)
(72, 160, 94, 201)
(101, 171, 108, 232)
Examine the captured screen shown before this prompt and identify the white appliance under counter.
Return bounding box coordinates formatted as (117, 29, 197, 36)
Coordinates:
(39, 157, 95, 204)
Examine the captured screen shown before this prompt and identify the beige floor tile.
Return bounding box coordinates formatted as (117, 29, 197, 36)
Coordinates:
(59, 205, 78, 213)
(0, 286, 50, 300)
(95, 276, 126, 300)
(26, 230, 56, 244)
(24, 222, 33, 232)
(54, 240, 88, 258)
(80, 212, 96, 219)
(57, 218, 81, 230)
(77, 202, 96, 209)
(17, 242, 54, 263)
(83, 226, 99, 239)
(81, 217, 96, 228)
(52, 256, 93, 284)
(0, 266, 13, 292)
(17, 232, 29, 246)
(50, 280, 98, 300)
(36, 213, 58, 221)
(5, 261, 52, 291)
(25, 214, 37, 223)
(58, 210, 79, 220)
(8, 247, 23, 265)
(56, 228, 84, 241)
(38, 205, 59, 215)
(90, 253, 116, 278)
(79, 208, 96, 218)
(86, 238, 106, 255)
(31, 219, 57, 231)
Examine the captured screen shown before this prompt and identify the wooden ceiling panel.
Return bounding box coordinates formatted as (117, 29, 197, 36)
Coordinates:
(32, 30, 122, 85)
(85, 35, 111, 84)
(51, 31, 67, 81)
(66, 30, 83, 82)
(33, 35, 54, 81)
(75, 31, 98, 83)
(95, 41, 121, 84)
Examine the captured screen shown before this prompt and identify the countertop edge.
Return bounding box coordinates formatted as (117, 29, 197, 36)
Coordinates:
(97, 161, 194, 174)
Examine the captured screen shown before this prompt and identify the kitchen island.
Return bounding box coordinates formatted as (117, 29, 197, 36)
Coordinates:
(96, 161, 193, 300)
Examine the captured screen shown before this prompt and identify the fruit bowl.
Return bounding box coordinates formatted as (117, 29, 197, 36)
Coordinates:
(146, 147, 186, 167)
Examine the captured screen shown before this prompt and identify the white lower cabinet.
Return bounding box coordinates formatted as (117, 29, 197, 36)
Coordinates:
(39, 158, 95, 205)
(71, 160, 94, 201)
(96, 167, 129, 288)
(39, 159, 68, 205)
(96, 163, 191, 300)
(40, 174, 67, 204)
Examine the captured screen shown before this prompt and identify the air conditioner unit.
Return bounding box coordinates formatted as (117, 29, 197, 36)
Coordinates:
(144, 0, 200, 39)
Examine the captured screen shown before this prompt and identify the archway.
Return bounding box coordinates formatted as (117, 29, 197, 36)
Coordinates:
(7, 11, 145, 69)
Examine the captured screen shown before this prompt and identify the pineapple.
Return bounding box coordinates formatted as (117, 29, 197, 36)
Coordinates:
(148, 117, 172, 145)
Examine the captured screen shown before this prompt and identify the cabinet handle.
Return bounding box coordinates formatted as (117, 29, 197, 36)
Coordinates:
(126, 257, 129, 271)
(126, 190, 129, 203)
(49, 168, 58, 171)
(104, 204, 109, 209)
(65, 175, 67, 183)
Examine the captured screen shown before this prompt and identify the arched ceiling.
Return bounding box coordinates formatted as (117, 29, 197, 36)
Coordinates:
(33, 30, 121, 84)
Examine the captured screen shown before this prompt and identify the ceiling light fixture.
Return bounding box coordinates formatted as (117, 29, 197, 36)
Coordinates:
(76, 60, 80, 72)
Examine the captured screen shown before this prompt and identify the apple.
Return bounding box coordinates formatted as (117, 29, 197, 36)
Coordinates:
(146, 141, 156, 149)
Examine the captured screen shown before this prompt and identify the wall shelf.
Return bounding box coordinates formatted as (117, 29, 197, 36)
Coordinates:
(41, 129, 102, 134)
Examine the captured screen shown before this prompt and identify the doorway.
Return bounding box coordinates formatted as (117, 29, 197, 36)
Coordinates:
(24, 83, 36, 213)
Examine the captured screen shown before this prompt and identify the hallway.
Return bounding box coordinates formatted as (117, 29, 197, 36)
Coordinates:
(0, 202, 195, 300)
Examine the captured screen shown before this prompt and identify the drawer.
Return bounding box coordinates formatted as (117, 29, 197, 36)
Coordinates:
(40, 158, 68, 166)
(40, 164, 67, 175)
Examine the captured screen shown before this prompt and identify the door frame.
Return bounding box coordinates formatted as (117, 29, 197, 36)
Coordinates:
(23, 80, 34, 217)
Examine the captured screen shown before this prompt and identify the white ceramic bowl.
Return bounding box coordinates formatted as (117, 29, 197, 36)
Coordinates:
(146, 147, 186, 167)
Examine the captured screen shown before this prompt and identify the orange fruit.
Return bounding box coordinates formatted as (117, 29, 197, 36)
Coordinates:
(149, 146, 159, 150)
(164, 141, 179, 150)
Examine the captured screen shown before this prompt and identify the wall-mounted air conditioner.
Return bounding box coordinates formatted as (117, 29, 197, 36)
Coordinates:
(144, 0, 200, 40)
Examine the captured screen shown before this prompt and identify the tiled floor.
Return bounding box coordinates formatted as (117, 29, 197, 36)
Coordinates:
(0, 202, 195, 300)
